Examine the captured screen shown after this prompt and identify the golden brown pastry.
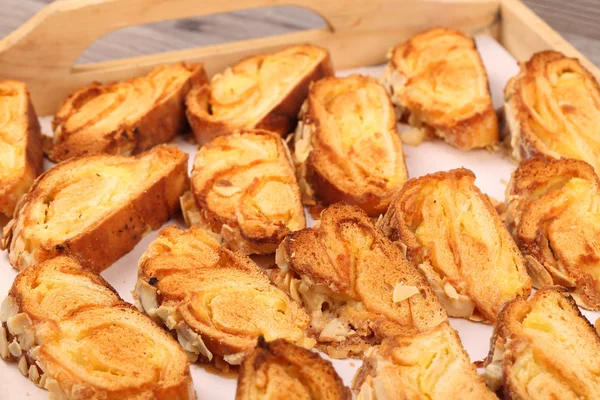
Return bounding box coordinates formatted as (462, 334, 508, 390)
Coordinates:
(136, 225, 314, 369)
(506, 157, 600, 310)
(0, 80, 43, 217)
(272, 203, 447, 358)
(483, 287, 600, 399)
(354, 322, 497, 400)
(186, 44, 333, 144)
(236, 338, 351, 400)
(293, 75, 407, 216)
(0, 256, 194, 400)
(181, 129, 305, 254)
(505, 51, 600, 172)
(383, 27, 498, 150)
(47, 63, 207, 162)
(379, 168, 531, 323)
(2, 145, 188, 272)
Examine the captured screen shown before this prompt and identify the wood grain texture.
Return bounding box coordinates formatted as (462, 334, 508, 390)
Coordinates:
(0, 0, 597, 66)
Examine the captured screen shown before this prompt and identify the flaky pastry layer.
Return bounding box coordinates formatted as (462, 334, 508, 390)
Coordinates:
(186, 44, 333, 144)
(506, 157, 600, 310)
(272, 203, 447, 358)
(136, 226, 314, 368)
(0, 256, 194, 400)
(383, 27, 498, 150)
(2, 145, 188, 272)
(236, 338, 351, 400)
(379, 168, 531, 323)
(0, 80, 43, 217)
(484, 287, 600, 399)
(505, 51, 600, 172)
(48, 63, 207, 162)
(354, 322, 497, 399)
(294, 75, 407, 216)
(182, 129, 305, 254)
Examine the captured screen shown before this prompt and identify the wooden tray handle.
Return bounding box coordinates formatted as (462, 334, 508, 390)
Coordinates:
(0, 0, 499, 115)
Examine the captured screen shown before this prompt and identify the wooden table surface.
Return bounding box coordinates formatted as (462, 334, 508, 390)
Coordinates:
(1, 0, 599, 67)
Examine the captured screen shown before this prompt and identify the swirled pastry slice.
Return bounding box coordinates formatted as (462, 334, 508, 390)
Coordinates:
(354, 322, 497, 400)
(272, 203, 447, 358)
(136, 225, 314, 368)
(236, 338, 351, 400)
(186, 44, 333, 144)
(0, 256, 194, 400)
(0, 81, 43, 217)
(293, 75, 407, 216)
(383, 28, 498, 150)
(181, 129, 305, 254)
(506, 158, 600, 310)
(2, 145, 188, 272)
(483, 287, 600, 399)
(505, 51, 600, 171)
(379, 169, 531, 323)
(47, 63, 207, 162)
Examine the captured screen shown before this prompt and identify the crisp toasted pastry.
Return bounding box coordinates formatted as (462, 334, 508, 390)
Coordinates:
(136, 225, 314, 368)
(0, 81, 43, 217)
(47, 63, 207, 162)
(483, 287, 600, 399)
(354, 321, 497, 399)
(379, 169, 531, 323)
(383, 27, 498, 150)
(186, 44, 333, 144)
(2, 145, 188, 272)
(181, 129, 305, 254)
(505, 51, 600, 171)
(272, 203, 447, 358)
(506, 158, 600, 310)
(236, 338, 351, 400)
(0, 256, 194, 400)
(293, 75, 407, 216)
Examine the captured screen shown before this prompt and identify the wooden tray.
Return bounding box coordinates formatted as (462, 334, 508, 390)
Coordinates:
(0, 0, 597, 116)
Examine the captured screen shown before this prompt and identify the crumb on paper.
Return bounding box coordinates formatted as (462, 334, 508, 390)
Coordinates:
(500, 178, 507, 186)
(349, 361, 355, 367)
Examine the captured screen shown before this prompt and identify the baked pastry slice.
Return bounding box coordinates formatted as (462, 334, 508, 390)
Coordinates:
(383, 27, 498, 150)
(236, 338, 351, 400)
(2, 144, 188, 272)
(181, 129, 305, 254)
(379, 168, 531, 323)
(186, 44, 333, 144)
(354, 321, 497, 399)
(47, 63, 207, 162)
(293, 75, 407, 216)
(505, 51, 600, 171)
(272, 203, 447, 358)
(483, 287, 600, 399)
(0, 80, 43, 217)
(506, 157, 600, 309)
(136, 225, 314, 369)
(0, 256, 194, 400)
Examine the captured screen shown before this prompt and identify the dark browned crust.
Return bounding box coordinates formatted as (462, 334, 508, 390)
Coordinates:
(505, 51, 600, 163)
(299, 75, 407, 217)
(236, 338, 351, 400)
(0, 81, 43, 217)
(279, 203, 447, 352)
(189, 129, 304, 254)
(3, 145, 189, 273)
(388, 27, 498, 150)
(506, 157, 600, 309)
(485, 287, 600, 399)
(186, 44, 334, 145)
(48, 63, 207, 162)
